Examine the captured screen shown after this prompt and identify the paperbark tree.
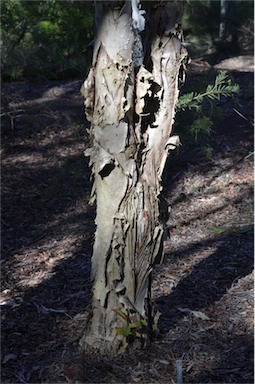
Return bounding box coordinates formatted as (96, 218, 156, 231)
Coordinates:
(80, 0, 187, 355)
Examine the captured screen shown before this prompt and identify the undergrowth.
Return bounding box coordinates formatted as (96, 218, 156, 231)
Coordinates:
(175, 70, 239, 154)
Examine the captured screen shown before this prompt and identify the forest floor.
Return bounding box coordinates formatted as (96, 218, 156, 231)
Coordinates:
(1, 54, 254, 383)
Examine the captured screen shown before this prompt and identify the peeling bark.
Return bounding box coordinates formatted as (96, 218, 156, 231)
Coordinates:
(80, 0, 187, 355)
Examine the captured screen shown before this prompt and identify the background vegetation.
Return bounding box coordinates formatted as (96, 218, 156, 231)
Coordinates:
(1, 0, 94, 81)
(1, 0, 253, 82)
(183, 0, 253, 57)
(0, 0, 253, 152)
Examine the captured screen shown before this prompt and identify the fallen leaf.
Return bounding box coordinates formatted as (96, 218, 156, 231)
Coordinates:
(192, 310, 210, 321)
(159, 359, 169, 365)
(177, 307, 210, 320)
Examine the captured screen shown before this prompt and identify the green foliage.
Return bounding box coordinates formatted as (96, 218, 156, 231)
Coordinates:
(183, 0, 254, 56)
(190, 116, 213, 142)
(1, 1, 253, 81)
(114, 308, 148, 343)
(175, 71, 239, 145)
(209, 224, 254, 236)
(183, 1, 220, 38)
(200, 146, 214, 159)
(1, 0, 94, 81)
(177, 71, 239, 112)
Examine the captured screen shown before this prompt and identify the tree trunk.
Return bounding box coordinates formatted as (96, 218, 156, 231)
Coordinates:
(80, 0, 187, 355)
(219, 0, 237, 41)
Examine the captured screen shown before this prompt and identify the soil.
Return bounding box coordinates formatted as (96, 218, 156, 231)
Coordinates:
(1, 55, 254, 383)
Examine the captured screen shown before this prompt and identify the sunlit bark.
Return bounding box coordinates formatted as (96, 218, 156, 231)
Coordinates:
(80, 0, 187, 355)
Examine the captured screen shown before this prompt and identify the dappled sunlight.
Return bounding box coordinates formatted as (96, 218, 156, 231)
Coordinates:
(2, 60, 253, 384)
(1, 235, 84, 293)
(1, 153, 43, 166)
(164, 147, 253, 252)
(149, 76, 253, 379)
(18, 270, 55, 289)
(154, 244, 219, 299)
(1, 0, 253, 381)
(214, 55, 254, 72)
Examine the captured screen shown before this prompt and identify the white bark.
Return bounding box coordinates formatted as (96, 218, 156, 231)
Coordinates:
(80, 0, 187, 355)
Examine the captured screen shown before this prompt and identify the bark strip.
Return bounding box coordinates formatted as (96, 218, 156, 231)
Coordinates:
(80, 0, 187, 355)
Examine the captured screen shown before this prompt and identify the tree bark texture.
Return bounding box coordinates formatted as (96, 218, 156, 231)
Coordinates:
(80, 0, 187, 355)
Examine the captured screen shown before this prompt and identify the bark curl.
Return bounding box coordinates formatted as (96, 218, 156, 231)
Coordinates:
(80, 0, 187, 355)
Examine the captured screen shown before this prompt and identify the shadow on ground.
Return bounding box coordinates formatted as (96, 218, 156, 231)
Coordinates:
(1, 63, 253, 383)
(157, 231, 253, 332)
